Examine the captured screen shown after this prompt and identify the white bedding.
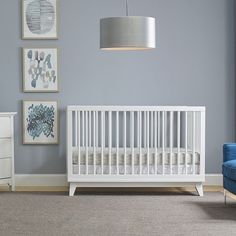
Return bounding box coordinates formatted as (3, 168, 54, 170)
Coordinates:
(72, 147, 200, 175)
(73, 164, 199, 175)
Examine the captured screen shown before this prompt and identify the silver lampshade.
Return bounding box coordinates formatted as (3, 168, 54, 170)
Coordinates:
(100, 16, 156, 50)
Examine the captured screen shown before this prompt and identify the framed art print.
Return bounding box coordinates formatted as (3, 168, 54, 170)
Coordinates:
(22, 0, 58, 39)
(23, 100, 59, 144)
(23, 47, 58, 92)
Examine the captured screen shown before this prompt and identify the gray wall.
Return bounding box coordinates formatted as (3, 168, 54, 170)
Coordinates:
(0, 0, 234, 174)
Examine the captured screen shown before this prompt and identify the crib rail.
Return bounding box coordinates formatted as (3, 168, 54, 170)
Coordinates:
(67, 106, 205, 180)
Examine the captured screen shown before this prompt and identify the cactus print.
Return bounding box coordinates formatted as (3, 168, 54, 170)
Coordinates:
(27, 49, 57, 89)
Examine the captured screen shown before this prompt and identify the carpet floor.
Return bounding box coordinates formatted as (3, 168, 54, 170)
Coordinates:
(0, 191, 236, 236)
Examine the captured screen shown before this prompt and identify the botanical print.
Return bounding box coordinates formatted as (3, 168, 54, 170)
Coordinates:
(22, 0, 58, 39)
(27, 104, 55, 139)
(23, 48, 58, 92)
(23, 101, 58, 144)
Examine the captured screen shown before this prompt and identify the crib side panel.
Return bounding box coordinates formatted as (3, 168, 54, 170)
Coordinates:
(67, 106, 205, 180)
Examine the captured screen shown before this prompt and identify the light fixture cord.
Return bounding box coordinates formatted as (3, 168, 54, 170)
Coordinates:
(126, 0, 129, 16)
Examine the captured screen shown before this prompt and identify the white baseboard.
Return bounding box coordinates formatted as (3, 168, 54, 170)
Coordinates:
(205, 174, 223, 186)
(15, 174, 223, 187)
(15, 174, 68, 187)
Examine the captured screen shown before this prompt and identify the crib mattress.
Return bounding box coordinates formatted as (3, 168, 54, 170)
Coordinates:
(72, 147, 200, 166)
(73, 164, 200, 175)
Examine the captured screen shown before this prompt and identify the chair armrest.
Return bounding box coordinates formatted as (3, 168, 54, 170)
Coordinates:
(223, 143, 236, 162)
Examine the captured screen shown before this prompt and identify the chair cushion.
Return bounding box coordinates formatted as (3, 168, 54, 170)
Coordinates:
(222, 160, 236, 181)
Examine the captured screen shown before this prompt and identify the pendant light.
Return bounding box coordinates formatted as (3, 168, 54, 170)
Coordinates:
(100, 0, 156, 50)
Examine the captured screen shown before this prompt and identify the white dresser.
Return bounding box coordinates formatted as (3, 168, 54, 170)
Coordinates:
(0, 113, 16, 191)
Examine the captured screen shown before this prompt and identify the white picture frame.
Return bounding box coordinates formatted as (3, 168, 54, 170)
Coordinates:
(23, 100, 59, 144)
(23, 47, 59, 92)
(22, 0, 58, 39)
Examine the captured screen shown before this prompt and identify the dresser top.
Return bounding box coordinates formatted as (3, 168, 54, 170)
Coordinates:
(0, 112, 17, 117)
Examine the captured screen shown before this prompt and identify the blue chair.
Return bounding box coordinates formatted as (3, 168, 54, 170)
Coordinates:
(222, 143, 236, 203)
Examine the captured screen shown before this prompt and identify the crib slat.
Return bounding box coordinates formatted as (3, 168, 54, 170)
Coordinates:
(139, 111, 142, 174)
(85, 111, 88, 175)
(93, 111, 96, 175)
(185, 111, 188, 175)
(144, 111, 146, 148)
(170, 111, 173, 175)
(130, 112, 132, 148)
(131, 111, 134, 175)
(75, 111, 78, 146)
(129, 112, 132, 173)
(109, 111, 112, 174)
(147, 111, 150, 174)
(82, 111, 85, 147)
(116, 111, 119, 175)
(101, 111, 104, 175)
(89, 111, 91, 147)
(77, 111, 80, 175)
(137, 111, 140, 147)
(192, 111, 196, 174)
(165, 112, 167, 153)
(124, 111, 127, 175)
(162, 111, 165, 175)
(96, 111, 98, 147)
(158, 111, 160, 148)
(177, 111, 180, 175)
(151, 111, 153, 148)
(154, 111, 157, 174)
(74, 111, 78, 174)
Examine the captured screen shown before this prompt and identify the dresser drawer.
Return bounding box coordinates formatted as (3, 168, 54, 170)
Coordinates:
(0, 139, 11, 158)
(0, 158, 11, 179)
(0, 117, 11, 138)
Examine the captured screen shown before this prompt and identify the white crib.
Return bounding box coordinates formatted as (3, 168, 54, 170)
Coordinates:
(67, 106, 205, 196)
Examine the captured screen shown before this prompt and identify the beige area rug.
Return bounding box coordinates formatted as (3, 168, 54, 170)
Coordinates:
(0, 191, 236, 236)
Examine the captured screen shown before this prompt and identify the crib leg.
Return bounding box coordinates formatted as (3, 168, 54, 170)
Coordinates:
(69, 183, 77, 196)
(195, 183, 203, 197)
